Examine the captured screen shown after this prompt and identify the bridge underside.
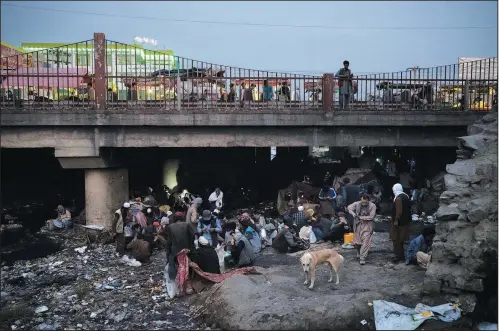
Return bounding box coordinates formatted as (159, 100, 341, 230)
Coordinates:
(1, 126, 465, 148)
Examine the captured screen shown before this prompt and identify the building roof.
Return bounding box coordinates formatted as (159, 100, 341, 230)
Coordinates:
(20, 42, 174, 56)
(1, 41, 25, 53)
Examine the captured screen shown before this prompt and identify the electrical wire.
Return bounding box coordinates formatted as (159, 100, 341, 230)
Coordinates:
(2, 3, 496, 31)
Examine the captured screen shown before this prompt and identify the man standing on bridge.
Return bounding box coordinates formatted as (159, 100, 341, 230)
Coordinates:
(336, 60, 353, 110)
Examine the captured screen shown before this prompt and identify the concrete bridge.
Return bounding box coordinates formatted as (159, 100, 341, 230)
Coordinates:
(1, 32, 494, 230)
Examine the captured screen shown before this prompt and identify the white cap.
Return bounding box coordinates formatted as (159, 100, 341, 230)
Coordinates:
(298, 206, 304, 211)
(198, 236, 209, 246)
(123, 202, 131, 208)
(147, 208, 152, 214)
(166, 211, 173, 217)
(213, 209, 220, 214)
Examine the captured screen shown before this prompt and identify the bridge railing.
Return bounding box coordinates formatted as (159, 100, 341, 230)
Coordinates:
(103, 39, 324, 112)
(1, 32, 497, 112)
(1, 40, 97, 110)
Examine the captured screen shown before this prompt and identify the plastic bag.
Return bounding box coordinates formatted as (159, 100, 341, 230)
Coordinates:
(163, 263, 178, 299)
(373, 300, 461, 330)
(308, 227, 317, 244)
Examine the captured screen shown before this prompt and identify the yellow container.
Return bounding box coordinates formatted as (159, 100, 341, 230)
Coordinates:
(344, 233, 354, 244)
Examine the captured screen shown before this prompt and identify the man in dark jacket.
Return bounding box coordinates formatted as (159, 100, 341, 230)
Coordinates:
(165, 215, 196, 280)
(191, 236, 220, 274)
(390, 183, 411, 263)
(272, 219, 308, 253)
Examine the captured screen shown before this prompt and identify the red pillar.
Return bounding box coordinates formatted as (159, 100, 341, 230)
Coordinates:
(322, 73, 334, 112)
(93, 32, 106, 110)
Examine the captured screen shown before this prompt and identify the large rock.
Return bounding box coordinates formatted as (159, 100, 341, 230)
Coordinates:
(423, 112, 498, 318)
(193, 234, 427, 330)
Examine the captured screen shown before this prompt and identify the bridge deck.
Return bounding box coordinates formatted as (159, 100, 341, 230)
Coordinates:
(0, 109, 484, 127)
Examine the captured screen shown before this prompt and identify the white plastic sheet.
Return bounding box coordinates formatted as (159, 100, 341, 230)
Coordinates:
(373, 300, 461, 330)
(478, 322, 498, 330)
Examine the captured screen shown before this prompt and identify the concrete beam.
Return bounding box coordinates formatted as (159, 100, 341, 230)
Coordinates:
(1, 126, 466, 148)
(55, 147, 122, 169)
(0, 111, 483, 127)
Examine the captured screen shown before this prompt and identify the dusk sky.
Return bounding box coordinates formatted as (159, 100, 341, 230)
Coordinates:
(1, 1, 497, 75)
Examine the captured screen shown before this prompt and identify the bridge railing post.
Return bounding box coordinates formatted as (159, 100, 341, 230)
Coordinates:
(322, 73, 334, 113)
(93, 32, 106, 110)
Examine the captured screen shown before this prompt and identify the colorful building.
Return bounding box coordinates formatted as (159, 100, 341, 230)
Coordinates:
(2, 41, 177, 101)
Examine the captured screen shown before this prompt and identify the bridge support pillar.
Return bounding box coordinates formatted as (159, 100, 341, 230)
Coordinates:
(85, 168, 129, 230)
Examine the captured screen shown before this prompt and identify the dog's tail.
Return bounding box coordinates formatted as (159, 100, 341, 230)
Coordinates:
(339, 254, 345, 265)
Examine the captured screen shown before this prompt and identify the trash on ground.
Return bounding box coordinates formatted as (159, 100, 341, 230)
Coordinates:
(95, 279, 120, 292)
(74, 246, 87, 254)
(34, 305, 49, 314)
(360, 319, 367, 325)
(121, 255, 142, 267)
(82, 225, 104, 231)
(478, 322, 498, 330)
(373, 300, 461, 330)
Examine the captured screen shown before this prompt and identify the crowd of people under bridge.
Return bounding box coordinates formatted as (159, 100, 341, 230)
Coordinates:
(47, 178, 435, 298)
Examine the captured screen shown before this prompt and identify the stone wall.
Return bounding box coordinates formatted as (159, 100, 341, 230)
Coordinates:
(422, 113, 498, 320)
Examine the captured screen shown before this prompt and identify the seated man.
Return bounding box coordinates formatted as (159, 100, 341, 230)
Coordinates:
(405, 227, 435, 269)
(191, 236, 221, 274)
(324, 212, 350, 243)
(126, 238, 151, 263)
(272, 219, 309, 253)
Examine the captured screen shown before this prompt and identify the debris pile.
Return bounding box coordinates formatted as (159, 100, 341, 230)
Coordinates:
(0, 244, 209, 330)
(422, 113, 498, 320)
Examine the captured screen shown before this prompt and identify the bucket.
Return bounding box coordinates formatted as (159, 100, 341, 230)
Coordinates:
(344, 233, 354, 244)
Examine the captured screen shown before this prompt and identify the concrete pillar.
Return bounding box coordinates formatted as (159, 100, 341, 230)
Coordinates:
(162, 159, 180, 189)
(85, 168, 129, 230)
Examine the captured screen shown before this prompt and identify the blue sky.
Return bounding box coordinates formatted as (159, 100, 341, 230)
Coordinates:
(1, 1, 497, 75)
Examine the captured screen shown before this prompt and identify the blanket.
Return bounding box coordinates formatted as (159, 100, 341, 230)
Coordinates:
(175, 248, 260, 297)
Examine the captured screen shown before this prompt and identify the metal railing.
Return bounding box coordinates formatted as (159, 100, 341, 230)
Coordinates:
(1, 32, 497, 113)
(1, 40, 96, 110)
(103, 39, 323, 112)
(348, 58, 497, 111)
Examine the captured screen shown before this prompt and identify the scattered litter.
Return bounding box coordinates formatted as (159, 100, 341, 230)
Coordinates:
(121, 255, 142, 267)
(412, 214, 420, 221)
(341, 243, 355, 249)
(37, 323, 60, 330)
(478, 322, 498, 330)
(74, 246, 87, 254)
(373, 300, 461, 330)
(368, 302, 373, 307)
(50, 261, 63, 267)
(360, 319, 367, 325)
(82, 225, 104, 231)
(34, 306, 49, 314)
(95, 279, 120, 292)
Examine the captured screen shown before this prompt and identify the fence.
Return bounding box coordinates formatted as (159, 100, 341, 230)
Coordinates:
(1, 33, 497, 112)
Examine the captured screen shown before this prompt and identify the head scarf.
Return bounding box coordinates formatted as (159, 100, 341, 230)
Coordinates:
(306, 209, 315, 218)
(392, 183, 408, 201)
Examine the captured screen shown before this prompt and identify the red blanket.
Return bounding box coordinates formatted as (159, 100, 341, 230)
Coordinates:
(175, 249, 259, 297)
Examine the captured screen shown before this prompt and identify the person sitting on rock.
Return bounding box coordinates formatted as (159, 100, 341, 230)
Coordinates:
(405, 227, 435, 269)
(240, 218, 262, 254)
(126, 237, 151, 263)
(198, 210, 222, 247)
(324, 212, 350, 243)
(191, 236, 221, 274)
(227, 226, 256, 267)
(272, 218, 307, 253)
(48, 205, 72, 230)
